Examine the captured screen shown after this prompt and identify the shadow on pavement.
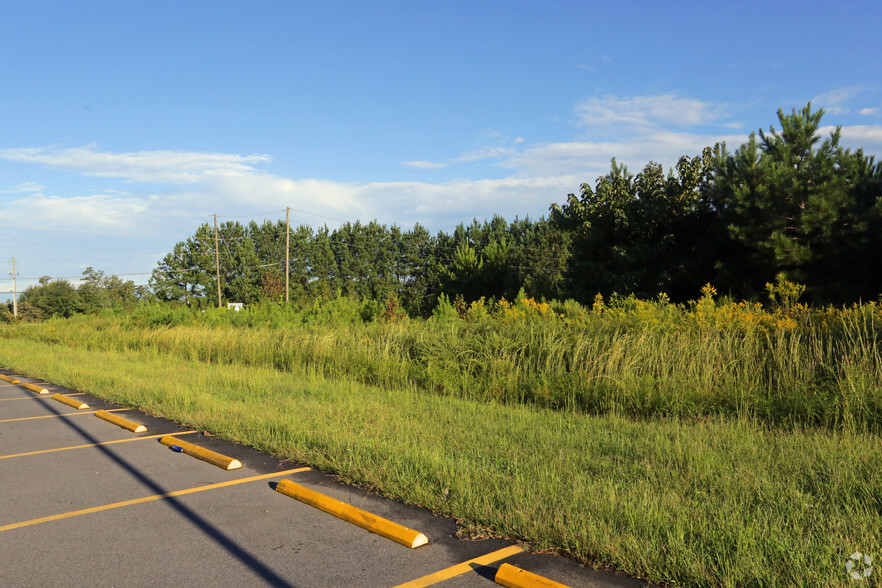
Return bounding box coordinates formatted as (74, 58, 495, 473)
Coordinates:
(3, 374, 296, 587)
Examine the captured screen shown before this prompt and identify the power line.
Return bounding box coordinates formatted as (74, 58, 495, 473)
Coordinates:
(212, 209, 287, 218)
(288, 208, 351, 223)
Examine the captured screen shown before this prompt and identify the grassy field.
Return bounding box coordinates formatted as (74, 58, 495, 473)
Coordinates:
(7, 292, 881, 431)
(1, 295, 880, 586)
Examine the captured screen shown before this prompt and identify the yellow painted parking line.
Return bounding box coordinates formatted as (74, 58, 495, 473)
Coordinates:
(0, 431, 198, 461)
(0, 408, 128, 423)
(393, 545, 525, 587)
(0, 467, 311, 533)
(0, 393, 86, 403)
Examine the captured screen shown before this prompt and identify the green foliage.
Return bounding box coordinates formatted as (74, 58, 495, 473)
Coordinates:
(439, 242, 484, 301)
(13, 269, 140, 322)
(2, 336, 879, 588)
(149, 223, 217, 307)
(17, 277, 84, 319)
(78, 267, 140, 312)
(549, 103, 882, 304)
(551, 149, 719, 302)
(435, 215, 570, 305)
(549, 298, 590, 322)
(136, 104, 879, 315)
(145, 214, 571, 317)
(0, 304, 15, 324)
(129, 302, 196, 327)
(430, 294, 459, 323)
(300, 296, 362, 326)
(8, 289, 880, 433)
(707, 104, 882, 301)
(765, 273, 806, 310)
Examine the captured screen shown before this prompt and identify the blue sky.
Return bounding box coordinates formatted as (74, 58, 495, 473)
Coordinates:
(2, 1, 881, 297)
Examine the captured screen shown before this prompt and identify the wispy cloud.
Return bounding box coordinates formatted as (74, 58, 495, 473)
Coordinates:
(403, 128, 527, 171)
(5, 95, 877, 244)
(859, 107, 879, 116)
(352, 175, 581, 227)
(452, 146, 517, 163)
(811, 86, 862, 115)
(5, 191, 150, 227)
(1, 180, 47, 194)
(0, 146, 271, 183)
(822, 124, 882, 153)
(503, 131, 749, 178)
(575, 94, 725, 129)
(402, 160, 447, 170)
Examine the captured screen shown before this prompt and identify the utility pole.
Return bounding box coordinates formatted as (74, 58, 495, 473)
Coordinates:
(285, 207, 290, 304)
(10, 257, 18, 317)
(214, 214, 222, 308)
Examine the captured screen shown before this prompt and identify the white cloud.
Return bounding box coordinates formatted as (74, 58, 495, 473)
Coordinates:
(576, 94, 724, 129)
(821, 124, 882, 154)
(187, 172, 576, 229)
(352, 175, 582, 227)
(203, 174, 369, 222)
(0, 181, 46, 194)
(403, 142, 520, 170)
(5, 191, 151, 228)
(0, 146, 271, 183)
(200, 125, 879, 229)
(834, 125, 882, 142)
(19, 92, 863, 242)
(402, 160, 447, 170)
(811, 86, 862, 115)
(859, 108, 879, 116)
(453, 146, 517, 163)
(503, 131, 749, 178)
(0, 105, 751, 239)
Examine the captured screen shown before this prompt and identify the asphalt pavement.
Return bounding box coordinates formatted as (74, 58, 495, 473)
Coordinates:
(0, 369, 652, 587)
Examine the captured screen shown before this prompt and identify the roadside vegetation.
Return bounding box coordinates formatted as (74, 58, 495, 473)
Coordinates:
(2, 286, 880, 586)
(5, 280, 881, 433)
(1, 104, 880, 585)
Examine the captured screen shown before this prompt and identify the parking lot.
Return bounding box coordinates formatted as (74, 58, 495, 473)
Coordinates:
(0, 370, 647, 587)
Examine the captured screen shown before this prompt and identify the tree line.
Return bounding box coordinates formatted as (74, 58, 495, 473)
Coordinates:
(5, 268, 144, 321)
(553, 104, 882, 304)
(146, 214, 570, 317)
(6, 104, 881, 321)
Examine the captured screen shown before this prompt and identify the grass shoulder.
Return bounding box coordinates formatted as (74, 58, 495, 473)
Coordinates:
(1, 336, 879, 586)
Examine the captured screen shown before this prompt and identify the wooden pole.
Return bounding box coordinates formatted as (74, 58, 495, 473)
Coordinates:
(285, 207, 290, 303)
(11, 257, 18, 317)
(214, 214, 222, 308)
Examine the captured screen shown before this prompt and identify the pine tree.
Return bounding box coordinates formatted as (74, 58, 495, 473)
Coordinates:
(708, 104, 882, 301)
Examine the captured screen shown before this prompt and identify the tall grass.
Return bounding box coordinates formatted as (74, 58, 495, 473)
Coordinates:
(5, 293, 880, 432)
(0, 338, 879, 587)
(2, 291, 880, 586)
